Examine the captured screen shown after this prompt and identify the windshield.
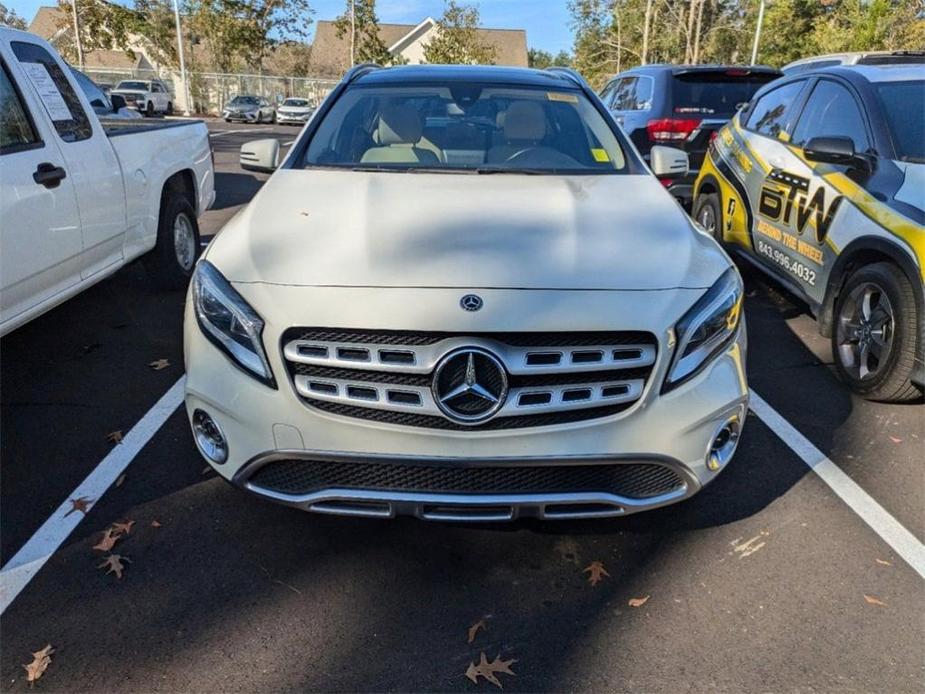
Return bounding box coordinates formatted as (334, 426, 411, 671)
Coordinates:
(876, 81, 924, 163)
(672, 72, 778, 116)
(230, 96, 258, 105)
(303, 83, 627, 174)
(283, 98, 310, 107)
(116, 81, 148, 91)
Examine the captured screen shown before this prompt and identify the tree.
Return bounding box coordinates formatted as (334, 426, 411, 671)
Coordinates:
(51, 0, 139, 64)
(423, 0, 496, 65)
(0, 3, 27, 29)
(528, 47, 572, 68)
(333, 0, 393, 66)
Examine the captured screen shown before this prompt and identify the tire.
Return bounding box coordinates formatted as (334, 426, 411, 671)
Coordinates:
(145, 101, 154, 118)
(255, 111, 262, 124)
(167, 101, 173, 116)
(831, 261, 921, 402)
(693, 192, 722, 242)
(144, 189, 201, 290)
(224, 117, 231, 123)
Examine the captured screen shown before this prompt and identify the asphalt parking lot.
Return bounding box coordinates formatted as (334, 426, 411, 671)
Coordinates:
(1, 120, 922, 692)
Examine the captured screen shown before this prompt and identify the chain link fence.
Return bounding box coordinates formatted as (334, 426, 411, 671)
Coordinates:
(82, 67, 338, 116)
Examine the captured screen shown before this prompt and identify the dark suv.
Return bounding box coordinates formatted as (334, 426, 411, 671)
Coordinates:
(600, 65, 781, 207)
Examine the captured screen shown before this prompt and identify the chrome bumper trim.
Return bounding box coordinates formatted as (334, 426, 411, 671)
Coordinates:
(231, 449, 700, 522)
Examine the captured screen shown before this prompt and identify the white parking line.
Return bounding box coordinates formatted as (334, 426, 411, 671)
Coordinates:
(209, 128, 273, 138)
(750, 389, 925, 580)
(0, 378, 185, 615)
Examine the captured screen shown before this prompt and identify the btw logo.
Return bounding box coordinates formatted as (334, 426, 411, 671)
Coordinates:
(758, 169, 842, 244)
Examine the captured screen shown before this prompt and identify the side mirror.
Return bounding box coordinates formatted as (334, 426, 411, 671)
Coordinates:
(110, 94, 127, 112)
(803, 136, 856, 165)
(240, 139, 280, 173)
(650, 145, 689, 177)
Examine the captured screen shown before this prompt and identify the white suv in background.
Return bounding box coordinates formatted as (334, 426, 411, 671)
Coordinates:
(184, 65, 749, 522)
(111, 78, 173, 116)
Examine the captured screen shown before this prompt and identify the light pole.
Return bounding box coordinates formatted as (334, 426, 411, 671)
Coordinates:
(71, 0, 84, 69)
(751, 0, 766, 65)
(350, 0, 356, 67)
(172, 0, 191, 115)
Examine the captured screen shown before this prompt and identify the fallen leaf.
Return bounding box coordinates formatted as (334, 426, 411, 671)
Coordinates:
(628, 595, 650, 608)
(92, 527, 120, 552)
(63, 496, 93, 517)
(105, 430, 123, 444)
(112, 520, 135, 536)
(115, 473, 126, 488)
(583, 560, 610, 586)
(888, 436, 902, 444)
(148, 358, 170, 370)
(863, 594, 887, 607)
(465, 652, 516, 689)
(467, 618, 486, 644)
(97, 554, 131, 579)
(150, 520, 162, 528)
(23, 644, 54, 685)
(875, 559, 892, 566)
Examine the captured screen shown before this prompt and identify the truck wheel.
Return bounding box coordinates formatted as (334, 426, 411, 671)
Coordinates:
(832, 262, 921, 402)
(145, 191, 201, 290)
(146, 101, 154, 118)
(167, 101, 173, 116)
(693, 192, 722, 242)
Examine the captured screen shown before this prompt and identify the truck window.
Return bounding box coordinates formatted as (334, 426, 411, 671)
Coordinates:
(0, 61, 41, 155)
(10, 41, 92, 143)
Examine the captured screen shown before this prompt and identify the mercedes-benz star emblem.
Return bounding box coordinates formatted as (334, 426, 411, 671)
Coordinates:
(432, 348, 508, 424)
(460, 294, 483, 312)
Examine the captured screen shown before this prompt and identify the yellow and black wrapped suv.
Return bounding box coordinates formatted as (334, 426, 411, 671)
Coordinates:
(693, 64, 924, 401)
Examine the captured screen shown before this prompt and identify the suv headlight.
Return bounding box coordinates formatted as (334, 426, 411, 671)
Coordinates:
(192, 261, 275, 387)
(663, 267, 743, 392)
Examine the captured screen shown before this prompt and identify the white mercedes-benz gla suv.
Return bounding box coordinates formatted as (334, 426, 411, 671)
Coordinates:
(184, 65, 749, 521)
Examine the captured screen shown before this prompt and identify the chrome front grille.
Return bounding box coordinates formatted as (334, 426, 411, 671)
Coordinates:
(281, 329, 658, 430)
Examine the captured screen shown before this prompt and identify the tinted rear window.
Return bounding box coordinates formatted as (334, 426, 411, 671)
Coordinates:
(876, 80, 924, 163)
(672, 72, 779, 116)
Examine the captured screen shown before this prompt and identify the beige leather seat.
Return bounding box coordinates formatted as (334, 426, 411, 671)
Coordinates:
(361, 105, 440, 164)
(485, 101, 547, 164)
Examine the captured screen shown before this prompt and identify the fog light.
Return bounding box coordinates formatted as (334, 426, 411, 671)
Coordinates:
(192, 409, 228, 464)
(707, 415, 741, 472)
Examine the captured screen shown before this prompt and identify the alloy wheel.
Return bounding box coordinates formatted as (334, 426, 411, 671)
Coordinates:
(173, 212, 196, 272)
(835, 281, 895, 380)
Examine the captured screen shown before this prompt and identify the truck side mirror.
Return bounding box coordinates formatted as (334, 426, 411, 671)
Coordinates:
(650, 145, 689, 177)
(804, 136, 871, 174)
(240, 139, 280, 173)
(110, 94, 127, 112)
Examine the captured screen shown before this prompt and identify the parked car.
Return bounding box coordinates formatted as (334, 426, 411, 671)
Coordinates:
(69, 67, 142, 120)
(0, 28, 215, 336)
(185, 64, 749, 522)
(782, 50, 925, 75)
(276, 97, 314, 125)
(111, 78, 173, 117)
(693, 63, 924, 401)
(599, 65, 781, 208)
(222, 95, 275, 123)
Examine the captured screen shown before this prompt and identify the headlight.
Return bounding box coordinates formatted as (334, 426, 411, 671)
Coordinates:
(663, 267, 743, 392)
(192, 261, 275, 387)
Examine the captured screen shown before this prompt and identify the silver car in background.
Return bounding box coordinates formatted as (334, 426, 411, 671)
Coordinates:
(223, 95, 276, 123)
(276, 97, 314, 125)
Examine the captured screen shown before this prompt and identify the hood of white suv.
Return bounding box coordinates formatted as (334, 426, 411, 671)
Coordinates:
(207, 169, 729, 291)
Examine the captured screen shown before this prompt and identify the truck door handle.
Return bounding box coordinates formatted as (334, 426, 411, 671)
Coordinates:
(33, 162, 67, 189)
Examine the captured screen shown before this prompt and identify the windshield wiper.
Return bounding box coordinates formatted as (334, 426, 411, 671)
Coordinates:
(474, 167, 549, 175)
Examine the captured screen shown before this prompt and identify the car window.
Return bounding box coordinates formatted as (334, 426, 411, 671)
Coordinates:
(117, 81, 149, 91)
(612, 77, 650, 111)
(791, 80, 869, 150)
(284, 99, 310, 107)
(303, 83, 628, 174)
(11, 41, 92, 143)
(745, 80, 805, 139)
(876, 80, 924, 163)
(672, 71, 777, 116)
(0, 61, 41, 155)
(69, 67, 111, 112)
(599, 81, 616, 108)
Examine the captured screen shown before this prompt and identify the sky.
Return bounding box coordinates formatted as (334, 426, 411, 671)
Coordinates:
(8, 0, 575, 54)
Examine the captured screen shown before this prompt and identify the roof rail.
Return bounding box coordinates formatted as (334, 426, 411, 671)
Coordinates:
(543, 66, 588, 88)
(344, 63, 382, 84)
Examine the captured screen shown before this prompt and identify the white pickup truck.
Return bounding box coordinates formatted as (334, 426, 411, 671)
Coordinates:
(0, 28, 215, 337)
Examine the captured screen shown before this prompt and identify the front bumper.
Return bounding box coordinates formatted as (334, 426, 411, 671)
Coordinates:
(184, 285, 749, 521)
(276, 112, 311, 124)
(223, 111, 259, 122)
